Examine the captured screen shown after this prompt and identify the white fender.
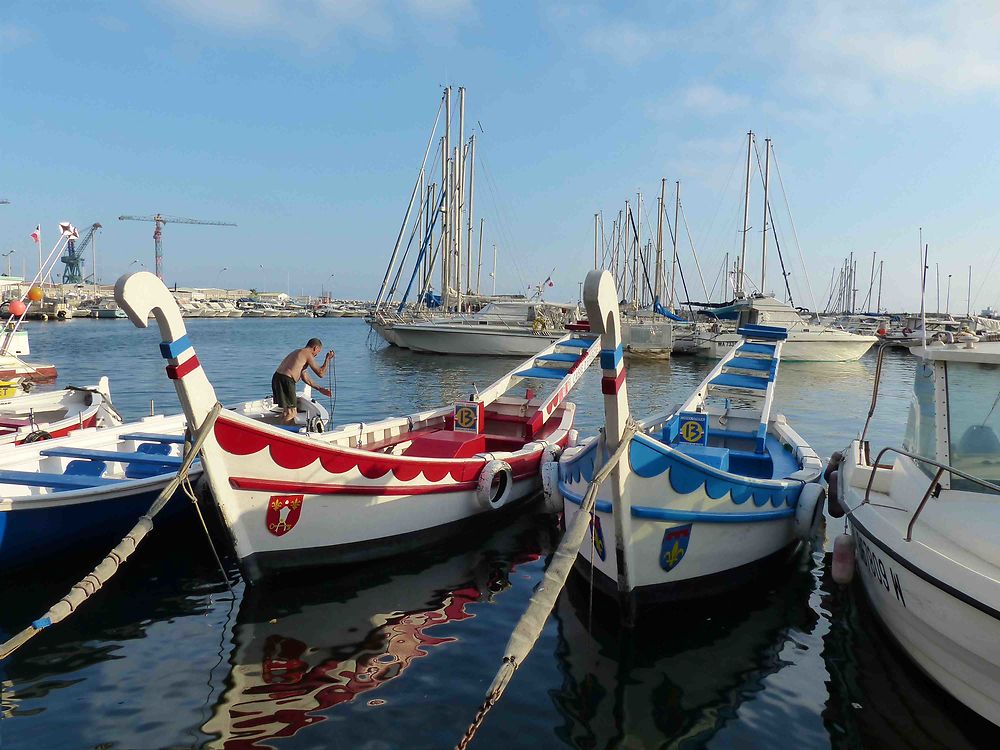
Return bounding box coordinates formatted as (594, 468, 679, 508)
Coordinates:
(566, 429, 579, 449)
(477, 459, 513, 510)
(540, 461, 562, 513)
(794, 482, 826, 541)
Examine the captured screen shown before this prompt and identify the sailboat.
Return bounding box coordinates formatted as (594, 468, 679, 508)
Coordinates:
(554, 270, 825, 609)
(676, 134, 876, 362)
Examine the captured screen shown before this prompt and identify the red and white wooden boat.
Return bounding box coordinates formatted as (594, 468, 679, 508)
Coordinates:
(0, 377, 121, 446)
(115, 271, 599, 581)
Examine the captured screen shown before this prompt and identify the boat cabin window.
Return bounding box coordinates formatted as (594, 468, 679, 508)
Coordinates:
(903, 362, 937, 478)
(946, 361, 1000, 493)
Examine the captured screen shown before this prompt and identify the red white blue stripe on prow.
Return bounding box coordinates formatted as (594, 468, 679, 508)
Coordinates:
(600, 344, 626, 395)
(159, 334, 200, 380)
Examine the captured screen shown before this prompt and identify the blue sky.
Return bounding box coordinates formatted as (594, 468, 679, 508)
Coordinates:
(2, 1, 999, 312)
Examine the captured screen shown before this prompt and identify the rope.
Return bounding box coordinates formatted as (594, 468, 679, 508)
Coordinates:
(0, 402, 224, 662)
(455, 419, 638, 750)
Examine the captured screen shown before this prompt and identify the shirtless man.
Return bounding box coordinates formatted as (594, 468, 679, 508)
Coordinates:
(272, 338, 334, 424)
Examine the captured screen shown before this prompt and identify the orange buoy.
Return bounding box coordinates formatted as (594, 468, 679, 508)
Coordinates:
(9, 300, 26, 316)
(27, 287, 43, 302)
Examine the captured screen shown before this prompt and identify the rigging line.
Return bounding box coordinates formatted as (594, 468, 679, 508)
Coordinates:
(970, 245, 1000, 310)
(695, 135, 746, 271)
(751, 139, 794, 304)
(679, 202, 710, 299)
(770, 146, 817, 311)
(477, 151, 529, 294)
(481, 161, 525, 294)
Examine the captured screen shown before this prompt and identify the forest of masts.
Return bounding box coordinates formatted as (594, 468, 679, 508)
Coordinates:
(374, 86, 496, 314)
(823, 252, 885, 315)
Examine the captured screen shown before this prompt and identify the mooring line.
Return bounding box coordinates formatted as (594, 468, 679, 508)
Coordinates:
(455, 419, 638, 750)
(0, 403, 223, 662)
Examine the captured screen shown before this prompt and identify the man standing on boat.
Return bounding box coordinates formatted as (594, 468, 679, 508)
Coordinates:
(273, 338, 334, 424)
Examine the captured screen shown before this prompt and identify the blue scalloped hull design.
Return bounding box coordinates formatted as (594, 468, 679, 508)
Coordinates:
(628, 433, 801, 509)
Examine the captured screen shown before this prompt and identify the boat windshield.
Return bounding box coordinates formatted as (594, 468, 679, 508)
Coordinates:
(947, 361, 1000, 492)
(903, 362, 937, 477)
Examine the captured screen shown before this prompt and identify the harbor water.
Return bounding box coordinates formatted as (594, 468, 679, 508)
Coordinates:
(2, 317, 998, 749)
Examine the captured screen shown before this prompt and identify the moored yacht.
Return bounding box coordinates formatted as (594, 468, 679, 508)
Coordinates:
(681, 295, 876, 361)
(832, 337, 1000, 726)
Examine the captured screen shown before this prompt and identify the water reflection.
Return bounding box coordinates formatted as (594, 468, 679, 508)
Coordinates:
(549, 558, 820, 748)
(821, 564, 1000, 748)
(202, 513, 554, 749)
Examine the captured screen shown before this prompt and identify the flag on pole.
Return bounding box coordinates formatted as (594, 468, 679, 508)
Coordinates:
(543, 275, 554, 287)
(29, 225, 40, 243)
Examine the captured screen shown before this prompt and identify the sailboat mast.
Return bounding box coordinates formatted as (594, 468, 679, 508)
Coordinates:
(466, 133, 476, 299)
(476, 217, 484, 295)
(655, 178, 664, 302)
(738, 130, 753, 297)
(671, 181, 680, 310)
(876, 260, 883, 313)
(760, 138, 771, 293)
(595, 212, 601, 269)
(968, 265, 972, 317)
(457, 87, 466, 311)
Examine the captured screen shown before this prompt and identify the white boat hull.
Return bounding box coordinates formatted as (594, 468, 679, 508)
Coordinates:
(842, 445, 1000, 725)
(695, 330, 875, 361)
(385, 323, 563, 356)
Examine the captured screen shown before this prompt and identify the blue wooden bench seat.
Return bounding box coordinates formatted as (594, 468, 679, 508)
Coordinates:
(119, 432, 186, 445)
(536, 352, 580, 363)
(557, 338, 597, 348)
(39, 447, 186, 467)
(516, 366, 570, 380)
(0, 469, 123, 490)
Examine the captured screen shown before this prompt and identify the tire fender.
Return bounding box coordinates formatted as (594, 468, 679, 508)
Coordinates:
(827, 469, 845, 518)
(794, 482, 826, 541)
(22, 430, 53, 443)
(477, 460, 513, 510)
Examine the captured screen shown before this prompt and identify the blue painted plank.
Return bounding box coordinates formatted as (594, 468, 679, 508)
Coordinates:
(557, 338, 597, 349)
(0, 469, 123, 489)
(536, 353, 579, 363)
(40, 447, 185, 466)
(725, 357, 771, 372)
(516, 366, 570, 380)
(737, 342, 775, 356)
(710, 373, 769, 390)
(119, 433, 186, 444)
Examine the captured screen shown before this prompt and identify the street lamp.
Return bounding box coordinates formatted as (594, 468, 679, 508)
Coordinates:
(216, 266, 228, 289)
(2, 250, 14, 277)
(946, 274, 953, 314)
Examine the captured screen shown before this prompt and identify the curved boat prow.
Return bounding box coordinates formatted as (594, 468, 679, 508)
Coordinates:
(114, 271, 219, 431)
(583, 269, 631, 448)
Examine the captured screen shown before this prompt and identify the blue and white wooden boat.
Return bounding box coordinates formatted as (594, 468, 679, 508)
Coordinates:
(0, 393, 330, 573)
(554, 270, 825, 608)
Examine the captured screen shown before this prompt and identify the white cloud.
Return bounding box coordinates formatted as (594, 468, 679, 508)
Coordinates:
(159, 0, 476, 48)
(681, 84, 749, 115)
(780, 1, 1000, 102)
(581, 21, 671, 66)
(404, 0, 473, 19)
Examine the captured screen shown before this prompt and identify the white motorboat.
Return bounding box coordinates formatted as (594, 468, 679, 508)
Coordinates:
(0, 377, 121, 445)
(372, 300, 581, 357)
(683, 295, 876, 361)
(831, 337, 1000, 726)
(554, 271, 825, 610)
